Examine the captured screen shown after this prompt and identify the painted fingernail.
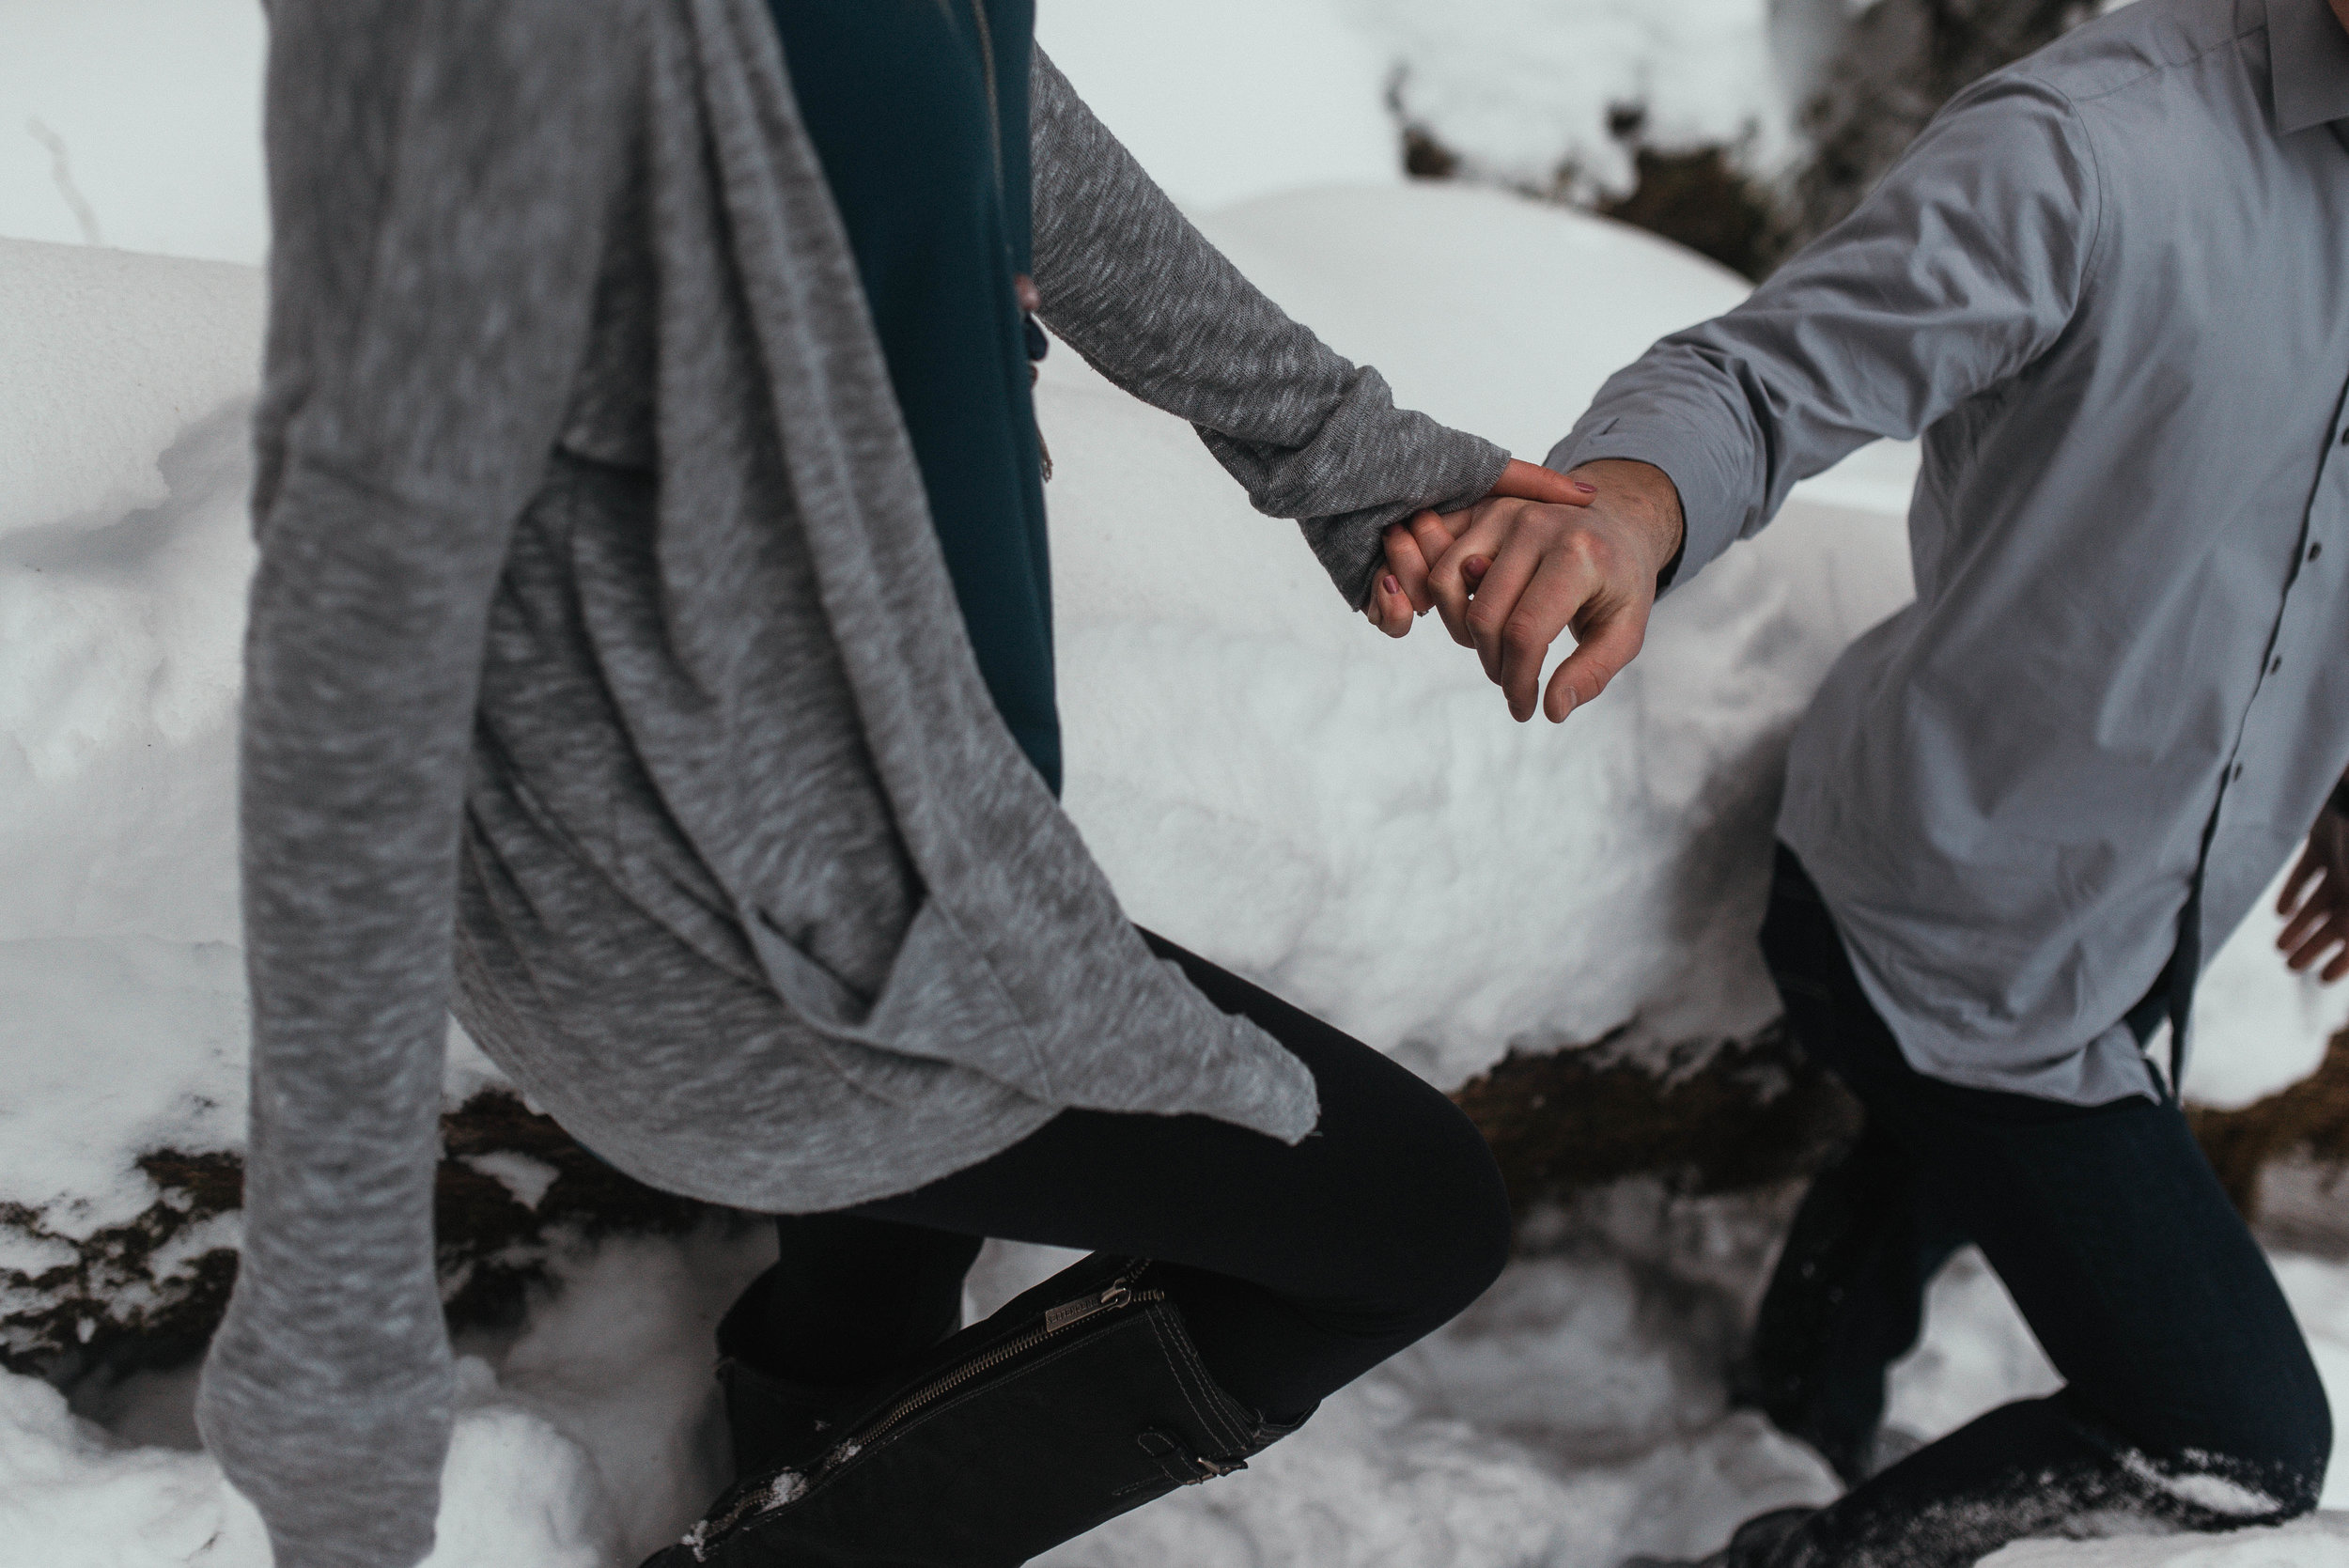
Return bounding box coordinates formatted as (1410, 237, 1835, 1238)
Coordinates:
(1573, 480, 1597, 494)
(1384, 574, 1401, 597)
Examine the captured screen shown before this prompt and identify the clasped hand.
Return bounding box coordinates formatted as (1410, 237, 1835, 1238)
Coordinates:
(1364, 458, 1686, 723)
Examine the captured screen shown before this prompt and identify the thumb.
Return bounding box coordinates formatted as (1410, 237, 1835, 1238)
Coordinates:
(1487, 458, 1597, 508)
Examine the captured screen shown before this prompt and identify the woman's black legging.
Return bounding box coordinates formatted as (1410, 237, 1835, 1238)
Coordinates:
(726, 930, 1515, 1421)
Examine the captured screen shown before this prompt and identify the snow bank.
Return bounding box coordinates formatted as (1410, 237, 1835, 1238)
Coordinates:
(1034, 0, 1400, 210)
(1348, 0, 1838, 196)
(0, 238, 256, 1247)
(0, 237, 497, 1251)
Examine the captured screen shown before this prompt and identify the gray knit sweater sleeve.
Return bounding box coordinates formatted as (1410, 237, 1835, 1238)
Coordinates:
(194, 5, 626, 1567)
(1027, 49, 1510, 609)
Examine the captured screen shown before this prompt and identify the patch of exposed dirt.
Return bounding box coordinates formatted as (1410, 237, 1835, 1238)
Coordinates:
(1453, 1026, 1866, 1209)
(3, 1090, 717, 1375)
(2191, 1034, 2349, 1223)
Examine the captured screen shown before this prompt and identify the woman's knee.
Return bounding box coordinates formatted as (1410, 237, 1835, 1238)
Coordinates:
(1368, 1095, 1514, 1332)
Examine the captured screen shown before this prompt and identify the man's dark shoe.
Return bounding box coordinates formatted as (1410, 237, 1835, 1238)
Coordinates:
(1619, 1506, 1819, 1568)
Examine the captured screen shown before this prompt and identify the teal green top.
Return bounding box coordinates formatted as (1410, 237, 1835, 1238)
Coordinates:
(770, 0, 1061, 791)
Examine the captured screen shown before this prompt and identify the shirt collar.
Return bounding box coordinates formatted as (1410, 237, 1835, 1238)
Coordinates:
(2268, 0, 2349, 135)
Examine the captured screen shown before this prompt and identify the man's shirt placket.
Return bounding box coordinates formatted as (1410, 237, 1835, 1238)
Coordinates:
(2186, 382, 2349, 1041)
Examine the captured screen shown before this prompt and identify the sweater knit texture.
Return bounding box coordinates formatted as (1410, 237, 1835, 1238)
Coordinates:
(195, 4, 1509, 1566)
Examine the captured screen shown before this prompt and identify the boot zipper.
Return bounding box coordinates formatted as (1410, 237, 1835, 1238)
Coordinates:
(845, 1264, 1158, 1454)
(685, 1264, 1159, 1558)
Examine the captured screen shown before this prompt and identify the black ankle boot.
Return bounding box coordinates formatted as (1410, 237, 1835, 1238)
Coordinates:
(713, 1285, 937, 1481)
(646, 1255, 1308, 1568)
(714, 1354, 868, 1483)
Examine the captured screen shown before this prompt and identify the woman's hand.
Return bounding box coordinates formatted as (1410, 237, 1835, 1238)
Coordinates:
(2279, 781, 2349, 982)
(1363, 460, 1595, 637)
(1415, 458, 1684, 722)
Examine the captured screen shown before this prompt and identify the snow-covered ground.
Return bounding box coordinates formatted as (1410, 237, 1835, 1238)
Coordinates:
(18, 1211, 2349, 1568)
(8, 6, 2349, 1566)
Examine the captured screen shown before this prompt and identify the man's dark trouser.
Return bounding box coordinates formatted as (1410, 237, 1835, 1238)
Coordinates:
(1746, 846, 2331, 1565)
(725, 930, 1515, 1425)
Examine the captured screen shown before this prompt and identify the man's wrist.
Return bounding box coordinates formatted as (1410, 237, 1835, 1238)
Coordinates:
(1566, 458, 1687, 586)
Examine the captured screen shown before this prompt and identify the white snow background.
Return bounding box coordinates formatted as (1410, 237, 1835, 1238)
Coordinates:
(6, 3, 2349, 1565)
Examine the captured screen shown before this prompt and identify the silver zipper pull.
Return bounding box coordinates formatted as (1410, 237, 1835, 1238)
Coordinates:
(1044, 1284, 1122, 1333)
(1044, 1272, 1143, 1334)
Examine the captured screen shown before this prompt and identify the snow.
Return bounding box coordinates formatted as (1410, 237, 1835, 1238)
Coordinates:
(2184, 872, 2349, 1109)
(8, 8, 2349, 1566)
(1984, 1519, 2349, 1567)
(0, 0, 1849, 265)
(15, 1216, 2349, 1567)
(1033, 0, 1401, 210)
(464, 1154, 564, 1215)
(1348, 0, 1828, 196)
(0, 0, 268, 267)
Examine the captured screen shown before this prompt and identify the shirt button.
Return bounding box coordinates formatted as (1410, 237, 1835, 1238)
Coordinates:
(2271, 656, 2284, 674)
(2232, 763, 2246, 782)
(2312, 542, 2326, 562)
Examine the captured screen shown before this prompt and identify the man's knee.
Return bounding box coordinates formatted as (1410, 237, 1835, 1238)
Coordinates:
(2127, 1371, 2331, 1526)
(2232, 1374, 2332, 1522)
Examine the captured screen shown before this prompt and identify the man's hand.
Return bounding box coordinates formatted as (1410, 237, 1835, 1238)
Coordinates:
(1363, 460, 1595, 637)
(1411, 458, 1685, 722)
(2279, 780, 2349, 983)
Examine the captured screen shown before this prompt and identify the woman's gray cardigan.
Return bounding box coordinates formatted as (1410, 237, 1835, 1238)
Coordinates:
(194, 2, 1509, 1565)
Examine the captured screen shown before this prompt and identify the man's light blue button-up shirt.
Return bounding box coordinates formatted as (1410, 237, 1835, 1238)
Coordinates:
(1555, 0, 2349, 1103)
